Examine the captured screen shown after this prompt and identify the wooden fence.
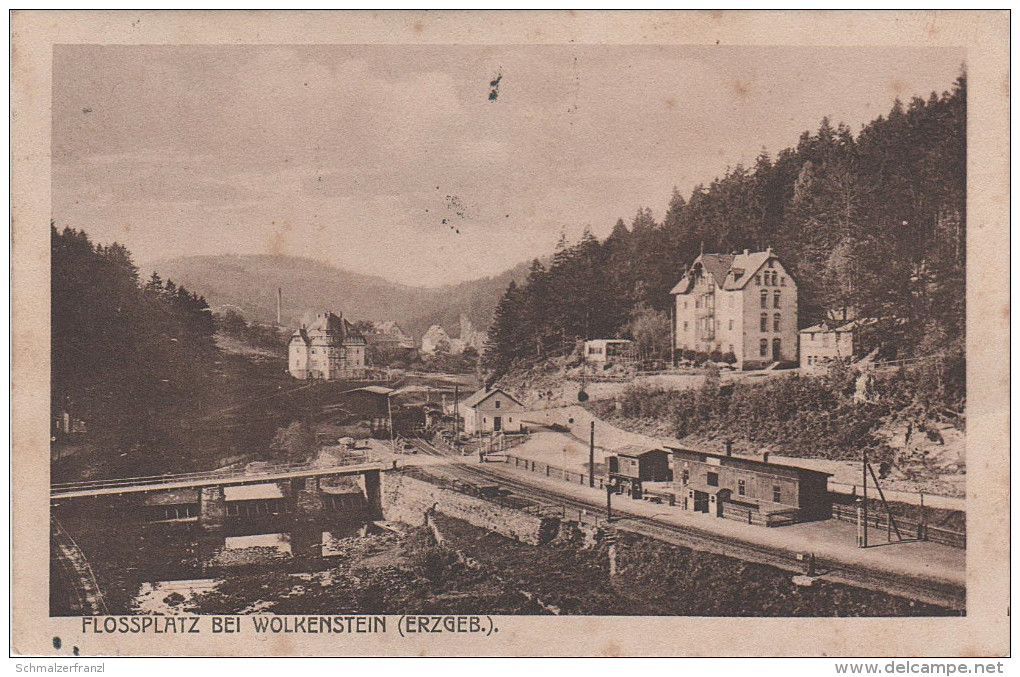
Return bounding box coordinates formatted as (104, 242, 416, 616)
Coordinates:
(831, 504, 966, 549)
(432, 432, 531, 457)
(505, 454, 609, 490)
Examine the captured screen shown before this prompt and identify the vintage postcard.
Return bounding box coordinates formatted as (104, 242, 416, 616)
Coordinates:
(10, 11, 1009, 657)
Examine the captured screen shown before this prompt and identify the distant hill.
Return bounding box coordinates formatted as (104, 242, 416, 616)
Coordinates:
(149, 254, 533, 339)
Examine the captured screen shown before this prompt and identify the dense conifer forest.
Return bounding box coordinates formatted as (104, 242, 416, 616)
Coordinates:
(484, 75, 967, 385)
(51, 224, 219, 450)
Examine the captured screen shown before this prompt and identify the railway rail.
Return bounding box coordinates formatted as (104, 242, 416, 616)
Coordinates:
(51, 516, 109, 615)
(406, 436, 965, 612)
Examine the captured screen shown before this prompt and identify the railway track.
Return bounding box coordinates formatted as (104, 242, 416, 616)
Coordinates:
(406, 437, 965, 612)
(51, 516, 109, 615)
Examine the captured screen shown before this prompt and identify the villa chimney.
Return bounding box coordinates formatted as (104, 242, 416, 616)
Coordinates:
(725, 440, 733, 457)
(766, 246, 773, 256)
(276, 287, 282, 325)
(762, 451, 770, 464)
(743, 249, 749, 256)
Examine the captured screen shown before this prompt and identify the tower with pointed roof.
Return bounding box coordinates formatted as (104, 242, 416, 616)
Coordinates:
(671, 248, 798, 369)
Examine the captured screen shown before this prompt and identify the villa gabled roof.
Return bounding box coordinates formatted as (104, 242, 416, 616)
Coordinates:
(290, 311, 365, 346)
(671, 249, 786, 295)
(700, 254, 736, 287)
(722, 251, 772, 290)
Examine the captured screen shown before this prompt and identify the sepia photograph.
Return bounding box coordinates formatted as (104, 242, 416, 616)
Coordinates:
(11, 10, 1009, 658)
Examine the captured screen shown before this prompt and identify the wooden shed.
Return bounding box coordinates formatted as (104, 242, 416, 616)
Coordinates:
(608, 446, 672, 499)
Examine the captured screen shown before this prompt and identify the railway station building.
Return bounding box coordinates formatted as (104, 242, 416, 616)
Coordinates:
(668, 445, 831, 526)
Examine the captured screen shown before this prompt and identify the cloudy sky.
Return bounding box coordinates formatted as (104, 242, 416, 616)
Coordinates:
(53, 45, 963, 286)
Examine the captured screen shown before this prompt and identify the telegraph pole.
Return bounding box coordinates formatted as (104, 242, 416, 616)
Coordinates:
(453, 385, 460, 440)
(589, 421, 596, 488)
(919, 492, 926, 541)
(387, 393, 396, 453)
(861, 448, 869, 547)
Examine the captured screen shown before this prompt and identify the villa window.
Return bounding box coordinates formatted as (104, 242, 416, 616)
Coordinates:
(780, 276, 786, 287)
(759, 339, 768, 357)
(755, 275, 761, 286)
(773, 313, 781, 332)
(773, 485, 782, 503)
(738, 479, 746, 496)
(707, 472, 719, 487)
(773, 291, 781, 308)
(760, 290, 768, 308)
(760, 313, 768, 332)
(495, 400, 501, 409)
(728, 319, 734, 331)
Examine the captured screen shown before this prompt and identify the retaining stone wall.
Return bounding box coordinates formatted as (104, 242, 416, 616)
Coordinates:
(382, 473, 559, 546)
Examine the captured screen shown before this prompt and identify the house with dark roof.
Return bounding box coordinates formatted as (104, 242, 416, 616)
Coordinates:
(459, 387, 526, 436)
(288, 311, 367, 380)
(367, 321, 415, 351)
(671, 248, 799, 369)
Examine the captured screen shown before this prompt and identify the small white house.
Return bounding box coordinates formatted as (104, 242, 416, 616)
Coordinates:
(799, 318, 876, 373)
(583, 339, 634, 363)
(459, 387, 526, 436)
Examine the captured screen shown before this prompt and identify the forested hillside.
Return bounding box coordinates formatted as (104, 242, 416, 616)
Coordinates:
(485, 75, 966, 380)
(152, 253, 533, 339)
(51, 225, 218, 449)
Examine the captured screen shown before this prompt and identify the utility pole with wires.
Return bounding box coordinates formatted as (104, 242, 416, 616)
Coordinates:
(453, 385, 460, 441)
(387, 393, 395, 453)
(860, 448, 868, 547)
(858, 447, 905, 548)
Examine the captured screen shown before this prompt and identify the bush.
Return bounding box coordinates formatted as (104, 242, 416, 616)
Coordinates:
(722, 351, 738, 364)
(694, 351, 710, 365)
(682, 349, 696, 362)
(709, 350, 723, 363)
(403, 528, 461, 585)
(604, 364, 961, 462)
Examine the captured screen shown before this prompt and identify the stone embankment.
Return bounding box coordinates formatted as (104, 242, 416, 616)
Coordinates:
(382, 473, 559, 546)
(382, 472, 610, 549)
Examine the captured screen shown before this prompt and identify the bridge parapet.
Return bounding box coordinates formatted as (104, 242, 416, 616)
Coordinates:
(51, 458, 391, 500)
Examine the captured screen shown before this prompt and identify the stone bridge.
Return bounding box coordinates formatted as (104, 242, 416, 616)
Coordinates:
(51, 459, 390, 529)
